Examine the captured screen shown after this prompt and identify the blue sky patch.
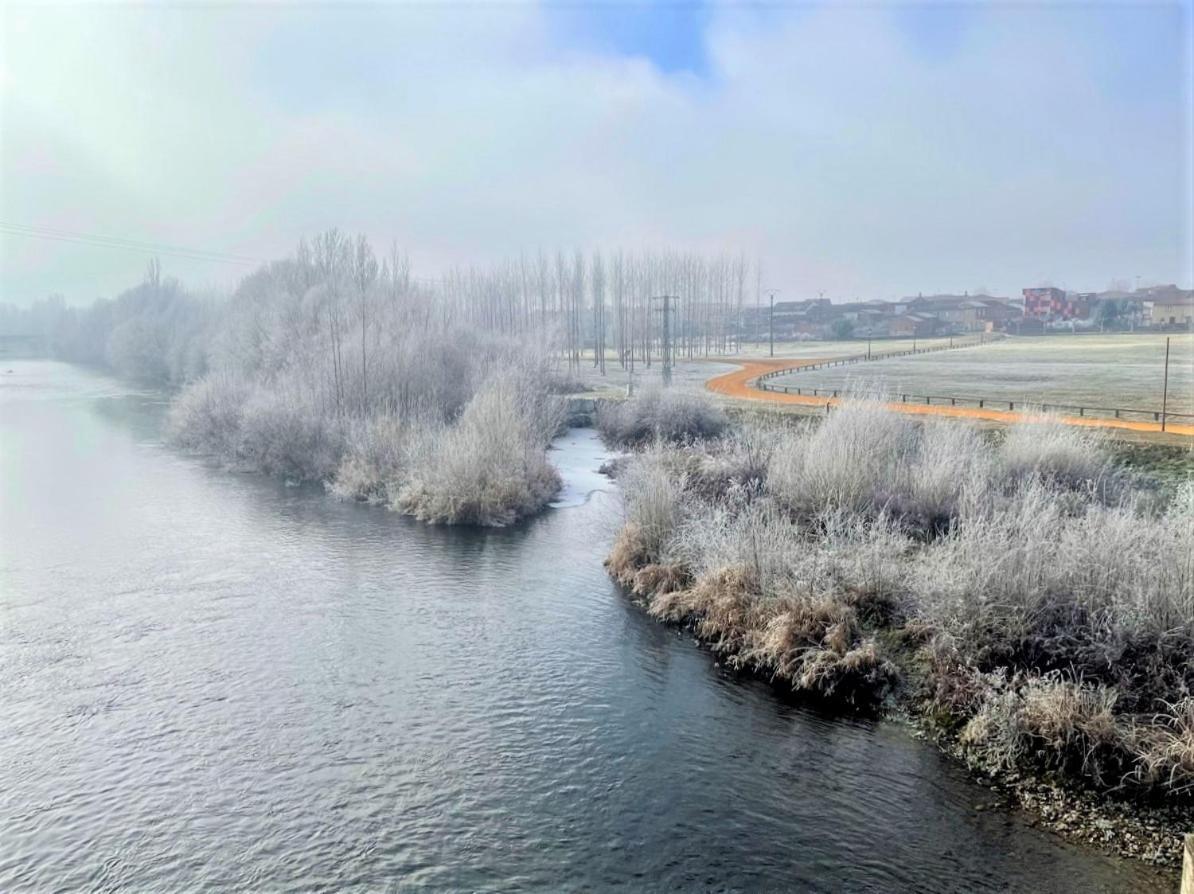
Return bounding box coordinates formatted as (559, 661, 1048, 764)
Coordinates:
(544, 1, 713, 76)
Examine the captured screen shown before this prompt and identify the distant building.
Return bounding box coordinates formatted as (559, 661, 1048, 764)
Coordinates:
(905, 294, 1017, 332)
(1143, 289, 1194, 327)
(886, 313, 938, 337)
(1023, 287, 1074, 321)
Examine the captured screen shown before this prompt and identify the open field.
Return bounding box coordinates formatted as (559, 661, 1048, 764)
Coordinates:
(706, 358, 1194, 439)
(562, 337, 967, 397)
(770, 333, 1193, 417)
(708, 335, 964, 360)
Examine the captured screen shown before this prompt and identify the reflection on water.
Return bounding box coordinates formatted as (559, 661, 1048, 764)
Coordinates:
(0, 361, 1170, 892)
(549, 427, 620, 509)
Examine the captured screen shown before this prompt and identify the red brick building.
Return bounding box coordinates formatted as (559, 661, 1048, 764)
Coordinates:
(1022, 287, 1088, 321)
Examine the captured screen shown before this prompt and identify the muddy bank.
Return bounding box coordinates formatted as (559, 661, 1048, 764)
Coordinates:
(612, 558, 1190, 869)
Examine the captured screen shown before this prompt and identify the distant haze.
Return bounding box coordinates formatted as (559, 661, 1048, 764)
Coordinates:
(1, 2, 1190, 305)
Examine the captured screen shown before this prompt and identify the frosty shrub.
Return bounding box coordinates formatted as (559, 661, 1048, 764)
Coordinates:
(393, 375, 566, 526)
(597, 386, 727, 446)
(607, 398, 1194, 792)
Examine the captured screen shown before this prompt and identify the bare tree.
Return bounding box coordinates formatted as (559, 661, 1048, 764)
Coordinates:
(352, 234, 379, 414)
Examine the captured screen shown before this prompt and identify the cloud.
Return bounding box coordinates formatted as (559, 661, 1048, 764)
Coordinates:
(1, 1, 1189, 304)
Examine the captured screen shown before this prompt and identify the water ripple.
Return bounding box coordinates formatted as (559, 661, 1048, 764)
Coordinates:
(0, 363, 1171, 892)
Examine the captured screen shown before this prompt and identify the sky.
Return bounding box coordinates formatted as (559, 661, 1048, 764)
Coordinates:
(1, 1, 1191, 305)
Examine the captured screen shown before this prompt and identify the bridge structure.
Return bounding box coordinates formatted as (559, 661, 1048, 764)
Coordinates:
(0, 333, 49, 356)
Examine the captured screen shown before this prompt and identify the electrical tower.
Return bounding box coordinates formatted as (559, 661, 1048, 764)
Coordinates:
(650, 295, 679, 386)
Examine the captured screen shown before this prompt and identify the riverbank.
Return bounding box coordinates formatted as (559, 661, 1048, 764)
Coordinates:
(610, 544, 1191, 869)
(601, 396, 1193, 871)
(928, 724, 1191, 867)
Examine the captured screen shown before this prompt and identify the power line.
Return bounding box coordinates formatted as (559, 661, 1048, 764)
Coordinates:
(0, 220, 449, 287)
(0, 221, 262, 266)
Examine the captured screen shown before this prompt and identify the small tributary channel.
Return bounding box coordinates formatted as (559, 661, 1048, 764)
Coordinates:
(0, 361, 1172, 891)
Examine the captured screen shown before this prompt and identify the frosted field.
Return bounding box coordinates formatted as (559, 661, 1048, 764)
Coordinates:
(771, 333, 1194, 416)
(726, 335, 962, 360)
(564, 337, 968, 397)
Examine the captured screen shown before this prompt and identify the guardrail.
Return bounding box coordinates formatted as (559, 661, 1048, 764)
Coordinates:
(755, 381, 1194, 425)
(753, 336, 993, 385)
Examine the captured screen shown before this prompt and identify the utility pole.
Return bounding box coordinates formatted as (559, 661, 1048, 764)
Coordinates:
(767, 289, 779, 357)
(1161, 336, 1171, 432)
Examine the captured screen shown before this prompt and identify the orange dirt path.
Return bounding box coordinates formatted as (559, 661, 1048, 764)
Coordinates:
(705, 358, 1194, 438)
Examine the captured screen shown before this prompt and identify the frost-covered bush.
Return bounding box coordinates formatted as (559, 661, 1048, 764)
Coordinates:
(393, 375, 566, 526)
(910, 481, 1194, 701)
(959, 674, 1127, 787)
(236, 386, 346, 482)
(166, 373, 247, 456)
(597, 386, 727, 446)
(328, 414, 409, 503)
(768, 398, 921, 516)
(998, 415, 1114, 492)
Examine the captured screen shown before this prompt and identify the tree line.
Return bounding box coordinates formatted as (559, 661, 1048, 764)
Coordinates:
(2, 232, 760, 389)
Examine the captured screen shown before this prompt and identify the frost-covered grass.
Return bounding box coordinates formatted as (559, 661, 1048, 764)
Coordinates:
(606, 397, 1194, 796)
(771, 333, 1194, 415)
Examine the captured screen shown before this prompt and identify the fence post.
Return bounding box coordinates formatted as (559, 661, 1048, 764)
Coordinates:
(1162, 336, 1171, 432)
(1183, 834, 1194, 894)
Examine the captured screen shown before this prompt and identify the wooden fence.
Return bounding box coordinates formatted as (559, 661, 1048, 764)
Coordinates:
(753, 336, 1193, 426)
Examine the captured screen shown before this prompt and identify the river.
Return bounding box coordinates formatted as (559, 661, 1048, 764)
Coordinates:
(0, 361, 1170, 892)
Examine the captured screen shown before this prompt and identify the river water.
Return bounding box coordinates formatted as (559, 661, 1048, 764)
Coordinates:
(0, 361, 1171, 892)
